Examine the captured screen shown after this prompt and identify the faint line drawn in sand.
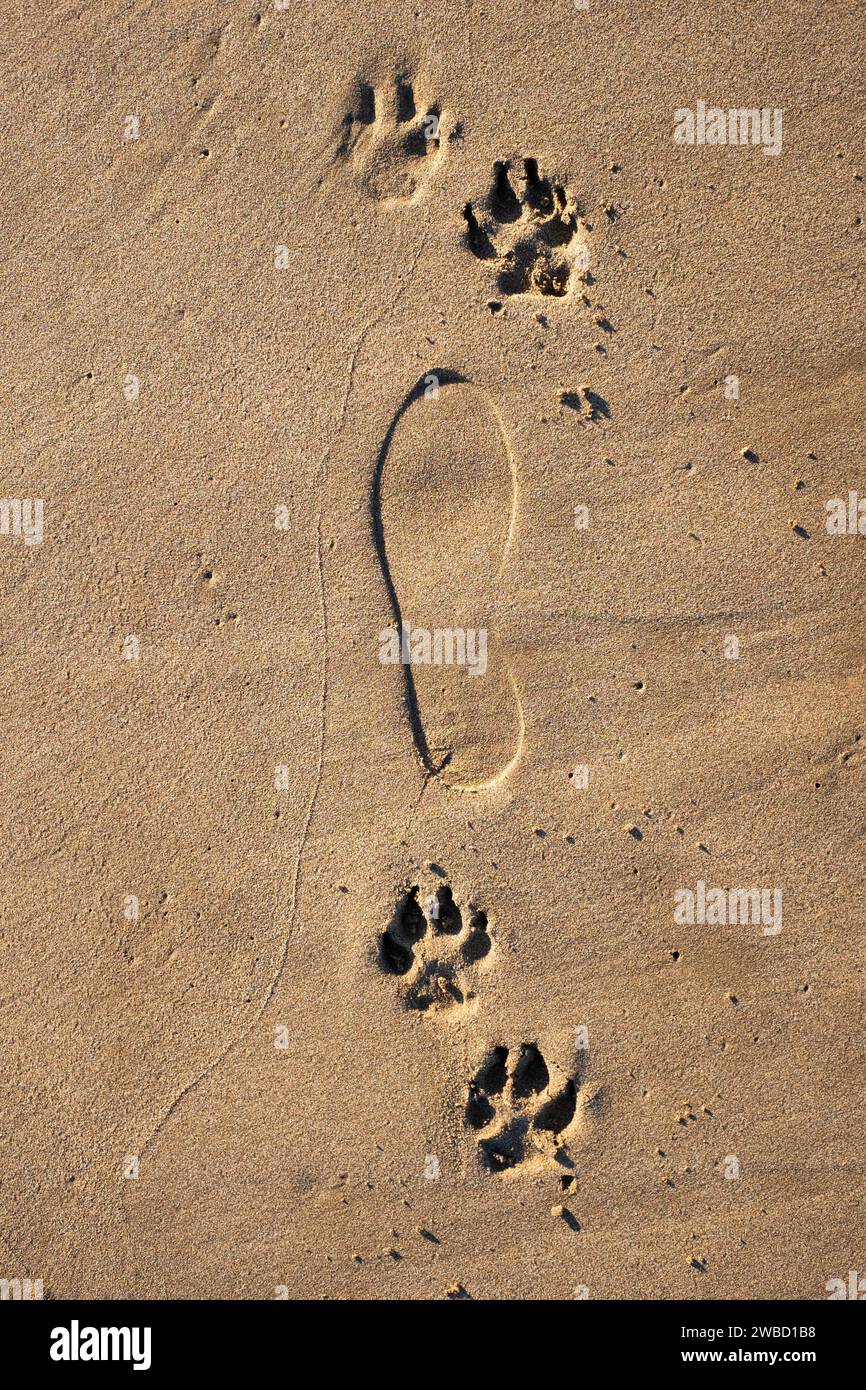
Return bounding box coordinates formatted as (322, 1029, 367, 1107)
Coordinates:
(335, 70, 450, 207)
(371, 371, 524, 793)
(121, 235, 432, 1181)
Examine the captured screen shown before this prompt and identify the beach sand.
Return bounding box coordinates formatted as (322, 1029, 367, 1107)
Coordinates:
(1, 0, 864, 1299)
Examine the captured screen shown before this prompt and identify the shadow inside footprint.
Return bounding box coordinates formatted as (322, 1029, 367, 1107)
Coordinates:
(406, 963, 463, 1012)
(476, 1045, 509, 1095)
(462, 203, 497, 259)
(466, 1086, 496, 1129)
(488, 161, 522, 221)
(461, 909, 491, 962)
(379, 887, 426, 975)
(395, 73, 416, 122)
(479, 1118, 530, 1171)
(533, 1079, 577, 1134)
(512, 1043, 549, 1098)
(430, 884, 462, 934)
(522, 158, 554, 212)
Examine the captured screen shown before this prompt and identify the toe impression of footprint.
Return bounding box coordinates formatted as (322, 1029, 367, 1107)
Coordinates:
(336, 71, 447, 206)
(378, 883, 492, 1015)
(466, 1042, 585, 1174)
(463, 158, 589, 298)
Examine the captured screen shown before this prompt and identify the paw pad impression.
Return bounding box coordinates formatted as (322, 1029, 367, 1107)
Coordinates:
(337, 71, 446, 206)
(462, 158, 588, 298)
(466, 1042, 581, 1172)
(378, 883, 492, 1015)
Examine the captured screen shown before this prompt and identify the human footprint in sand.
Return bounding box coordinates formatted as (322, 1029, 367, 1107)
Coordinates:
(373, 370, 523, 793)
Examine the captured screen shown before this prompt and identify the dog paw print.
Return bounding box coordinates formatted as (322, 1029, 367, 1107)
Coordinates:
(462, 158, 589, 298)
(466, 1042, 584, 1173)
(336, 72, 447, 207)
(378, 884, 492, 1014)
